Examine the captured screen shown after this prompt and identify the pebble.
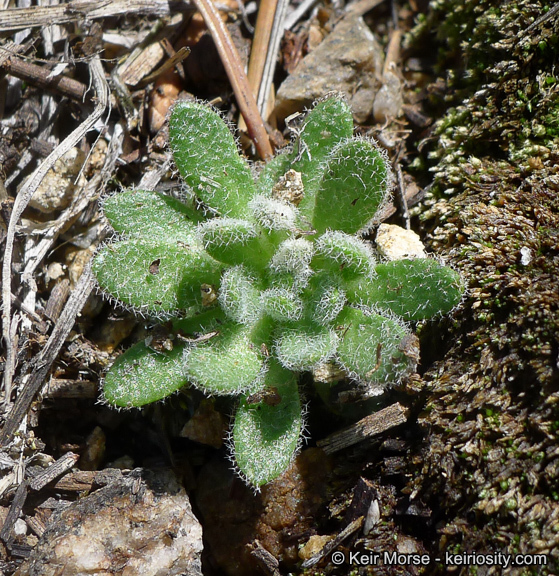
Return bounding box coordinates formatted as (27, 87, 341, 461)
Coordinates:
(375, 223, 427, 260)
(28, 147, 86, 213)
(275, 16, 383, 123)
(14, 469, 203, 576)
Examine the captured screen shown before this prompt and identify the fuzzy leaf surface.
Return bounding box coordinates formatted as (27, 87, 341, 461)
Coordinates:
(336, 307, 412, 384)
(169, 100, 256, 217)
(312, 139, 389, 234)
(184, 322, 265, 395)
(233, 361, 301, 486)
(93, 239, 222, 314)
(313, 231, 375, 281)
(347, 259, 463, 321)
(103, 190, 202, 238)
(103, 340, 187, 407)
(256, 97, 353, 217)
(275, 323, 338, 371)
(198, 218, 273, 269)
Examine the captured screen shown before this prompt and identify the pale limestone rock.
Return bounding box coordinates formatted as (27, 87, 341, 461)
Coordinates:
(28, 147, 86, 213)
(15, 469, 203, 576)
(375, 223, 427, 260)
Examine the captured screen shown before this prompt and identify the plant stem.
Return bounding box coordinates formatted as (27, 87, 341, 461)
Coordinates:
(191, 0, 273, 160)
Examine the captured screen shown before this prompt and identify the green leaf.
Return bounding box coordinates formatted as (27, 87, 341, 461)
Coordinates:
(312, 138, 389, 234)
(347, 259, 464, 321)
(169, 100, 257, 218)
(313, 231, 375, 281)
(233, 361, 302, 486)
(93, 239, 222, 314)
(218, 266, 262, 325)
(294, 97, 354, 218)
(184, 322, 265, 395)
(198, 218, 274, 269)
(257, 96, 353, 219)
(103, 340, 187, 407)
(274, 323, 338, 371)
(301, 273, 346, 325)
(261, 287, 304, 323)
(336, 307, 414, 385)
(103, 189, 202, 239)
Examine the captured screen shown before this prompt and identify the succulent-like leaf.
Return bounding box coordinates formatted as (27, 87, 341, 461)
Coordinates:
(169, 100, 257, 217)
(218, 266, 262, 324)
(93, 239, 222, 314)
(302, 273, 346, 325)
(257, 96, 353, 216)
(275, 323, 338, 371)
(293, 97, 354, 218)
(336, 307, 413, 384)
(261, 287, 304, 322)
(103, 340, 187, 407)
(103, 189, 202, 238)
(198, 218, 273, 269)
(268, 238, 314, 286)
(183, 321, 266, 395)
(347, 259, 463, 321)
(313, 231, 375, 281)
(249, 195, 298, 232)
(233, 361, 302, 486)
(312, 138, 389, 234)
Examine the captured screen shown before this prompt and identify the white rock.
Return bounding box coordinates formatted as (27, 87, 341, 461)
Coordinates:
(520, 246, 532, 266)
(14, 518, 27, 537)
(375, 224, 427, 260)
(17, 469, 203, 576)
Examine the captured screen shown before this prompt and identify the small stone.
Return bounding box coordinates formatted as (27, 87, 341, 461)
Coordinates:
(180, 399, 226, 449)
(28, 147, 86, 213)
(519, 246, 532, 266)
(373, 69, 403, 123)
(375, 224, 427, 260)
(45, 262, 65, 283)
(15, 469, 203, 576)
(298, 535, 334, 561)
(275, 16, 383, 123)
(14, 518, 27, 537)
(271, 169, 304, 206)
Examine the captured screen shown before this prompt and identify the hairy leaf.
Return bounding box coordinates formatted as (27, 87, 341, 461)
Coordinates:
(169, 100, 256, 217)
(233, 361, 301, 486)
(347, 259, 463, 321)
(103, 340, 187, 407)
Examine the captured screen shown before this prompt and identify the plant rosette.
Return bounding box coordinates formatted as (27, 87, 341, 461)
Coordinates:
(92, 96, 464, 487)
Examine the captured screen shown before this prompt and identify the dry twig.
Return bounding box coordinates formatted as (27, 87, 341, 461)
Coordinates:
(0, 0, 193, 33)
(191, 0, 273, 159)
(1, 54, 108, 414)
(317, 402, 408, 454)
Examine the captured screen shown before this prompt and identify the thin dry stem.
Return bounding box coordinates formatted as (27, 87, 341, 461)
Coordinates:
(1, 55, 109, 406)
(191, 0, 273, 160)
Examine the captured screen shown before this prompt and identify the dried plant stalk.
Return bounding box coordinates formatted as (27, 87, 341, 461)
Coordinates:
(191, 0, 273, 160)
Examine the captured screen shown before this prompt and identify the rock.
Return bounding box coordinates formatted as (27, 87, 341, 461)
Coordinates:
(179, 399, 227, 449)
(373, 69, 403, 124)
(375, 223, 427, 260)
(275, 16, 383, 123)
(28, 147, 86, 213)
(15, 468, 203, 576)
(298, 535, 333, 561)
